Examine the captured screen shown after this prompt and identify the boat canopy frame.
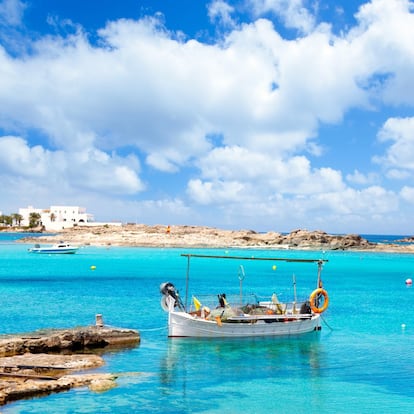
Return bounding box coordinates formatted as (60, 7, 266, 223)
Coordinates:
(180, 253, 328, 311)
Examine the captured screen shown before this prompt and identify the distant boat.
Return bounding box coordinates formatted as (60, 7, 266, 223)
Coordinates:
(160, 253, 329, 338)
(28, 242, 79, 254)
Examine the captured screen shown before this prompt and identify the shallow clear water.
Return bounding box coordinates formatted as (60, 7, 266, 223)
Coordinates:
(1, 236, 414, 413)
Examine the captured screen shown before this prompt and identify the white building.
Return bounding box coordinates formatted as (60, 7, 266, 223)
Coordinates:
(19, 205, 95, 231)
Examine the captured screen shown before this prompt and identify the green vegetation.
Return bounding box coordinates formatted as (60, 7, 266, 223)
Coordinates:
(28, 212, 42, 228)
(0, 212, 27, 229)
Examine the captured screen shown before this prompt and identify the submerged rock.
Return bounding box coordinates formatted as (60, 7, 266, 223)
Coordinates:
(89, 377, 117, 392)
(0, 353, 116, 405)
(0, 324, 140, 406)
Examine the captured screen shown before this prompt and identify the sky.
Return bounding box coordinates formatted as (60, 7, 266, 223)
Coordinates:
(0, 0, 414, 235)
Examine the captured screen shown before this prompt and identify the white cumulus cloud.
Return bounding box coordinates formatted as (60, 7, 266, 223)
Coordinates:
(1, 0, 414, 233)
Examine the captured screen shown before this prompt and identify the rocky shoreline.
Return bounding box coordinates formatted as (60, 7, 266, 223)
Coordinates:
(18, 224, 414, 253)
(0, 322, 140, 406)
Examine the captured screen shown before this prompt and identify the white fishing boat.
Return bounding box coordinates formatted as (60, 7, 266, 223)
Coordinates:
(160, 254, 329, 338)
(28, 242, 79, 254)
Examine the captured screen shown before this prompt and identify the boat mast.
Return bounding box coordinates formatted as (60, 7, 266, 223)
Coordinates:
(238, 265, 245, 306)
(317, 259, 323, 288)
(180, 254, 328, 311)
(293, 273, 297, 305)
(184, 255, 191, 311)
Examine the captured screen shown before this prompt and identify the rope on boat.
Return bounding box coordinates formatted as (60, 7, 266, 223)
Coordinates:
(321, 315, 334, 331)
(139, 325, 168, 332)
(102, 324, 167, 332)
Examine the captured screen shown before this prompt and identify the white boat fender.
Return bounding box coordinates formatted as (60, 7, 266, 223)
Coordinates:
(201, 306, 210, 318)
(160, 295, 168, 312)
(160, 295, 169, 312)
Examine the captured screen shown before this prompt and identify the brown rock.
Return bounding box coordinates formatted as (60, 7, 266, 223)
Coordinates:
(0, 326, 140, 357)
(0, 353, 114, 406)
(18, 223, 414, 252)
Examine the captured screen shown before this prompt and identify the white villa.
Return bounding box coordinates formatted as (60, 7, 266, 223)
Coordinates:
(19, 205, 95, 231)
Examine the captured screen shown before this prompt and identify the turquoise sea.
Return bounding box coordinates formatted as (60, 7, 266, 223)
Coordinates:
(1, 233, 414, 413)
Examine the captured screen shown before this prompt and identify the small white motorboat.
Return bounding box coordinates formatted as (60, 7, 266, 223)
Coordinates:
(160, 254, 329, 338)
(28, 242, 79, 254)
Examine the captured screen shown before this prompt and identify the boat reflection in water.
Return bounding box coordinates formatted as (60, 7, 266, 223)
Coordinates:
(159, 335, 324, 410)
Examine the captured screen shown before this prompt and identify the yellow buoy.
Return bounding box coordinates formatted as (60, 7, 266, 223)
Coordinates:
(90, 265, 96, 270)
(272, 265, 277, 271)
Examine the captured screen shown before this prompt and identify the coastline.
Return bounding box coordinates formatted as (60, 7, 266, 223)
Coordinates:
(16, 224, 414, 253)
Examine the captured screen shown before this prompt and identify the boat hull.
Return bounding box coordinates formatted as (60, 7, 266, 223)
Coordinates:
(29, 248, 78, 254)
(28, 246, 78, 254)
(168, 311, 321, 338)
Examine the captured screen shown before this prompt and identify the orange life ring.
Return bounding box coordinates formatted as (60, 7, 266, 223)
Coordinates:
(309, 288, 329, 313)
